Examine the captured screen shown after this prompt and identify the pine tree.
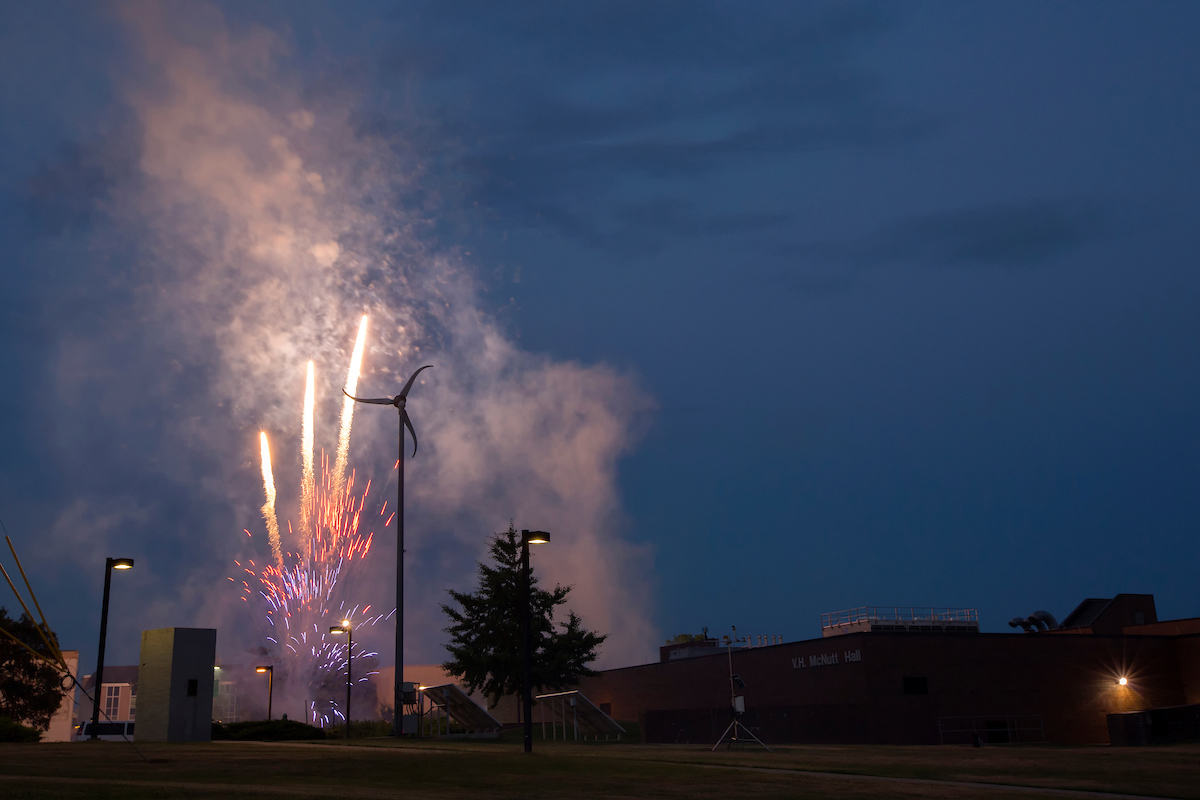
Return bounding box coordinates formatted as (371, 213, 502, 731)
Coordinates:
(441, 523, 607, 708)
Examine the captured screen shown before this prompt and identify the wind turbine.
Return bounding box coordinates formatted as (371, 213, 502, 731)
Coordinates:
(344, 364, 432, 736)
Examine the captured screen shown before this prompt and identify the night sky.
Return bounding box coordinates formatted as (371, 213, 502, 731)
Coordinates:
(2, 2, 1199, 675)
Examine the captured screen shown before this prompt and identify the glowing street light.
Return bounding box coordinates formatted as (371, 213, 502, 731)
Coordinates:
(256, 665, 275, 721)
(1118, 677, 1128, 686)
(89, 557, 134, 740)
(330, 620, 353, 738)
(520, 530, 550, 755)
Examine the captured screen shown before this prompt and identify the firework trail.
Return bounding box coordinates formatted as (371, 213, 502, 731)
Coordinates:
(300, 360, 316, 553)
(243, 453, 386, 724)
(333, 315, 368, 493)
(259, 432, 284, 568)
(238, 319, 389, 725)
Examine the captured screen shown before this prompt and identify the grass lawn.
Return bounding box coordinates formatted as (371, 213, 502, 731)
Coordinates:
(1, 737, 1196, 799)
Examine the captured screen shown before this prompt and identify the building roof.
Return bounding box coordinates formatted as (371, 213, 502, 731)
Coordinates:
(1059, 594, 1157, 634)
(1061, 598, 1113, 629)
(81, 665, 139, 693)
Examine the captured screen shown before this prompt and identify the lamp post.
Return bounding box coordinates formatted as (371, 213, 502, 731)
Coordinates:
(330, 620, 352, 738)
(520, 530, 550, 755)
(89, 557, 133, 740)
(255, 665, 274, 721)
(344, 364, 432, 736)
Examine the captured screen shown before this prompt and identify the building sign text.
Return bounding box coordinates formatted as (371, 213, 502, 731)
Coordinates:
(792, 649, 862, 669)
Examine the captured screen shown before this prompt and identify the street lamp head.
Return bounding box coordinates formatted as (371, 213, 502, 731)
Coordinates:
(522, 530, 550, 545)
(111, 558, 135, 570)
(1119, 677, 1128, 686)
(342, 619, 351, 628)
(330, 626, 345, 635)
(256, 666, 272, 673)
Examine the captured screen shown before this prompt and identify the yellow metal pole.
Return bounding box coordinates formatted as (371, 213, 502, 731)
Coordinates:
(6, 536, 64, 665)
(0, 562, 63, 669)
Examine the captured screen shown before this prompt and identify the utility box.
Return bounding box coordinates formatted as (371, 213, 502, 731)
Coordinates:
(136, 628, 216, 742)
(401, 682, 418, 734)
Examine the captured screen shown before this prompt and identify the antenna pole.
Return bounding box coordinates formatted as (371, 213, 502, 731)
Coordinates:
(712, 626, 771, 752)
(727, 634, 735, 704)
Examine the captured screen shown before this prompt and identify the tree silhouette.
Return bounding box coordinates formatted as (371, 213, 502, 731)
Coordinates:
(0, 608, 65, 730)
(441, 523, 606, 709)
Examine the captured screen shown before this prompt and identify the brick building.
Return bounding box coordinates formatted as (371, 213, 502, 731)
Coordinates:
(559, 594, 1199, 745)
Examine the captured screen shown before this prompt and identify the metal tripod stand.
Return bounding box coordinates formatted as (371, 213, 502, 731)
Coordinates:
(712, 627, 771, 752)
(712, 714, 770, 751)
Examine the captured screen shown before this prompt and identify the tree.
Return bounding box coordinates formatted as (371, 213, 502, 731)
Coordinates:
(441, 523, 607, 709)
(0, 607, 65, 730)
(665, 633, 705, 645)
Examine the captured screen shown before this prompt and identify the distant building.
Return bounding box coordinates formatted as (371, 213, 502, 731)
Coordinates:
(490, 593, 1200, 746)
(43, 650, 79, 742)
(78, 662, 137, 740)
(212, 661, 247, 723)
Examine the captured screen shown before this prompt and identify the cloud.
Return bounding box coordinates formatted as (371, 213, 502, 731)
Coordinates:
(529, 196, 791, 257)
(31, 496, 150, 573)
(21, 137, 138, 236)
(23, 1, 658, 668)
(369, 1, 927, 253)
(802, 200, 1109, 269)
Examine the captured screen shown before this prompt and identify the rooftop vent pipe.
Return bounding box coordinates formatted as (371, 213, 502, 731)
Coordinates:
(1030, 610, 1059, 629)
(1009, 610, 1060, 633)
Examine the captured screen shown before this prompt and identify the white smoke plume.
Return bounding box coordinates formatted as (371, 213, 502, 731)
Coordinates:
(88, 1, 657, 668)
(300, 360, 316, 551)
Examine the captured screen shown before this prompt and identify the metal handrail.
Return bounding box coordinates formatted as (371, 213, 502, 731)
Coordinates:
(821, 606, 979, 629)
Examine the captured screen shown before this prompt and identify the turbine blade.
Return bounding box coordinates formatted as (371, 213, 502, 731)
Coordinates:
(343, 389, 394, 404)
(397, 365, 433, 399)
(401, 409, 418, 457)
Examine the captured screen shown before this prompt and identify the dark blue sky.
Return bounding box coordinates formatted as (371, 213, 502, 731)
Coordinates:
(2, 2, 1199, 672)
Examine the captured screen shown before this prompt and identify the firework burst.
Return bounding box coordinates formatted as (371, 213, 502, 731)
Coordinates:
(235, 319, 390, 726)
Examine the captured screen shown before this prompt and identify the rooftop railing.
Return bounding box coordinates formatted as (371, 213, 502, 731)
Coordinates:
(822, 606, 979, 630)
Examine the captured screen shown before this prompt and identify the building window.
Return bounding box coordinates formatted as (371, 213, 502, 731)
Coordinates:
(214, 681, 241, 724)
(903, 676, 928, 695)
(104, 685, 120, 718)
(129, 694, 136, 719)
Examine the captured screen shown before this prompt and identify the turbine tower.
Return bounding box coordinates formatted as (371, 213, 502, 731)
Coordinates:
(344, 363, 432, 735)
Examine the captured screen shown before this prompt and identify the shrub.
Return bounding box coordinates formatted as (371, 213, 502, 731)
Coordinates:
(212, 719, 326, 741)
(0, 716, 41, 743)
(325, 719, 393, 739)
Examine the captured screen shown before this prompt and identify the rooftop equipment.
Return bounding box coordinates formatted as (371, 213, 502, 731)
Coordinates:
(822, 607, 979, 637)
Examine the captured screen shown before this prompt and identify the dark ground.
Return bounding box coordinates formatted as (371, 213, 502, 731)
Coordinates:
(2, 738, 1197, 799)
